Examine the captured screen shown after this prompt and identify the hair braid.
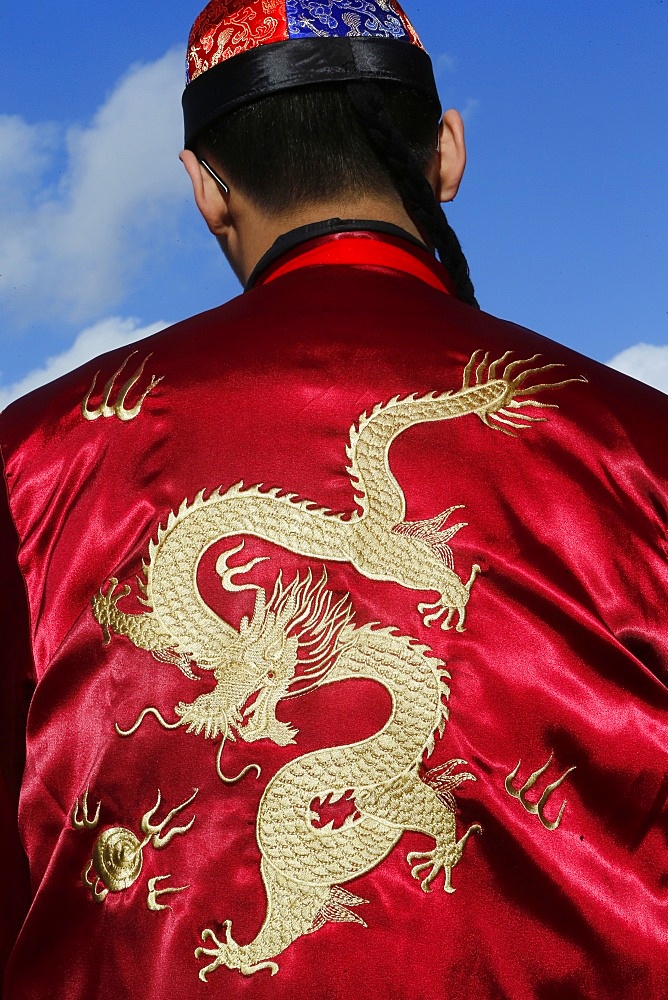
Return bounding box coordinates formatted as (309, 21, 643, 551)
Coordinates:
(346, 82, 479, 308)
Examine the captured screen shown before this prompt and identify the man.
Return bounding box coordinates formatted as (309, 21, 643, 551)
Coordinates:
(1, 2, 666, 997)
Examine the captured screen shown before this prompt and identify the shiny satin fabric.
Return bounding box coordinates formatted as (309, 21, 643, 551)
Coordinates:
(1, 233, 667, 999)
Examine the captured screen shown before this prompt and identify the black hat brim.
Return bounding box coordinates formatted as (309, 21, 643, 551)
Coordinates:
(182, 36, 441, 148)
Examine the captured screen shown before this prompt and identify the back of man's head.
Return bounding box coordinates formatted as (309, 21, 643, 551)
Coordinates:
(195, 83, 437, 217)
(182, 0, 477, 306)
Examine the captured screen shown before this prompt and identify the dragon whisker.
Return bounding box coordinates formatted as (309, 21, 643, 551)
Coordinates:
(283, 675, 331, 699)
(115, 706, 182, 737)
(474, 351, 490, 384)
(461, 350, 481, 389)
(506, 399, 558, 410)
(508, 362, 565, 388)
(498, 408, 546, 424)
(216, 736, 261, 785)
(500, 354, 541, 379)
(490, 415, 532, 431)
(487, 350, 513, 380)
(514, 377, 584, 396)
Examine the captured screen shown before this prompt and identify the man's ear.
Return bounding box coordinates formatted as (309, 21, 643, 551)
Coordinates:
(180, 149, 230, 235)
(436, 109, 466, 203)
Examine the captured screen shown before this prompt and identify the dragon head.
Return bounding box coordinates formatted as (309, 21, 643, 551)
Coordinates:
(229, 589, 301, 746)
(176, 563, 354, 748)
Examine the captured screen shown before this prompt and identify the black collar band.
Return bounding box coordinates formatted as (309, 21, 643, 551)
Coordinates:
(245, 218, 429, 290)
(183, 36, 440, 147)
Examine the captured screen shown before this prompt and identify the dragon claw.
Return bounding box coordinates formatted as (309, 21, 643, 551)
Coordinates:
(92, 577, 132, 643)
(407, 849, 455, 893)
(406, 823, 482, 895)
(196, 921, 278, 980)
(195, 927, 226, 982)
(417, 562, 479, 633)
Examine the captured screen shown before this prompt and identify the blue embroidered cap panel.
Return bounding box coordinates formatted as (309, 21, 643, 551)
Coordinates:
(285, 0, 410, 40)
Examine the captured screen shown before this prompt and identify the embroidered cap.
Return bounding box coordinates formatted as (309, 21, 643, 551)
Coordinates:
(182, 0, 441, 147)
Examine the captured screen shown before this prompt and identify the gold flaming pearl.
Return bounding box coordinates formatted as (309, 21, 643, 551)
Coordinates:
(93, 827, 144, 892)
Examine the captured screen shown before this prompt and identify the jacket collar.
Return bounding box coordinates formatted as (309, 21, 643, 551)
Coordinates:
(246, 218, 454, 295)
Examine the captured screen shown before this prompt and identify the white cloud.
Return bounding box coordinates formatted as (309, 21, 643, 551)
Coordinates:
(0, 316, 168, 410)
(435, 53, 457, 74)
(460, 98, 481, 124)
(0, 48, 189, 328)
(0, 116, 58, 193)
(607, 343, 668, 395)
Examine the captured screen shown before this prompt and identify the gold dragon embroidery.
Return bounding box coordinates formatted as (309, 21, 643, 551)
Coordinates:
(188, 3, 280, 78)
(92, 352, 581, 979)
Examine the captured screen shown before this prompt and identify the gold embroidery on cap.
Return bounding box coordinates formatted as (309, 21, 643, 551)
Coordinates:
(91, 352, 583, 976)
(81, 351, 162, 422)
(505, 754, 576, 831)
(188, 8, 280, 80)
(77, 788, 197, 906)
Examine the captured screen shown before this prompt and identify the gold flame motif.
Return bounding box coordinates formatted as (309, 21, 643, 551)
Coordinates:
(72, 788, 101, 830)
(78, 788, 197, 906)
(81, 352, 162, 422)
(505, 755, 576, 831)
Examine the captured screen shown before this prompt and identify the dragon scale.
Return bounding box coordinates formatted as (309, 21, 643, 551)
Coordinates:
(258, 624, 447, 884)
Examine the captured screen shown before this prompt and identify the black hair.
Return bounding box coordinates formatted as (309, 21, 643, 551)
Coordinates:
(197, 82, 478, 307)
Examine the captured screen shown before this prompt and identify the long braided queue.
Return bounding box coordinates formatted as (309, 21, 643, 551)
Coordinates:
(346, 82, 479, 309)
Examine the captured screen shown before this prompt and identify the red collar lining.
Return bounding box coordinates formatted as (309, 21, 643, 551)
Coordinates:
(256, 231, 453, 295)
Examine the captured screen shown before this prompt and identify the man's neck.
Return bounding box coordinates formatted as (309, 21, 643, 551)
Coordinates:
(221, 194, 426, 286)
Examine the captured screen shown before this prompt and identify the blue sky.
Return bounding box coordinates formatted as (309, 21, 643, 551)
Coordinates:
(1, 1, 667, 405)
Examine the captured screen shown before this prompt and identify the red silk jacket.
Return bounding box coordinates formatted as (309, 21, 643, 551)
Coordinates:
(1, 231, 667, 999)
